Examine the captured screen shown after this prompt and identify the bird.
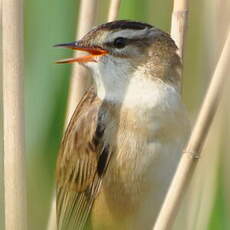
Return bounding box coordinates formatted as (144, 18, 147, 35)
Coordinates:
(55, 20, 190, 230)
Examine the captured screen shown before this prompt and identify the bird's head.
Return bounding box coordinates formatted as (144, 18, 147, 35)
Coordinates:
(56, 20, 182, 98)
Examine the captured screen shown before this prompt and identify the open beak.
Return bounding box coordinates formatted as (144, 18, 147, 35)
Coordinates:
(54, 41, 108, 64)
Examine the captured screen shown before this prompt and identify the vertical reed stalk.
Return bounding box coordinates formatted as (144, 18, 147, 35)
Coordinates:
(108, 0, 121, 22)
(170, 0, 189, 60)
(65, 0, 98, 125)
(65, 0, 122, 125)
(2, 0, 27, 229)
(0, 0, 4, 228)
(153, 30, 230, 230)
(47, 197, 57, 230)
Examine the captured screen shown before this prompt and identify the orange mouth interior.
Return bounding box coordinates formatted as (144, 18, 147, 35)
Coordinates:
(55, 46, 108, 64)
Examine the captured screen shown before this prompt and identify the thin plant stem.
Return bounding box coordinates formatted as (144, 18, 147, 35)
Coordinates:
(108, 0, 121, 22)
(2, 0, 27, 229)
(153, 30, 230, 230)
(170, 0, 189, 93)
(47, 196, 57, 230)
(65, 0, 98, 126)
(170, 0, 189, 60)
(65, 0, 122, 125)
(0, 0, 4, 228)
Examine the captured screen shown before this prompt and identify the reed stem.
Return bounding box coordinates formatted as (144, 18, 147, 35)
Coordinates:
(0, 0, 4, 228)
(2, 0, 27, 229)
(65, 0, 98, 126)
(170, 0, 189, 59)
(108, 0, 121, 22)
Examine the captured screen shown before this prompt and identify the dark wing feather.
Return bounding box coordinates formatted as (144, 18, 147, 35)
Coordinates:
(56, 88, 111, 230)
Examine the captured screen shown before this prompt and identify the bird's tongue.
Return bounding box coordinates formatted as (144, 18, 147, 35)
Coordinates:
(56, 55, 98, 64)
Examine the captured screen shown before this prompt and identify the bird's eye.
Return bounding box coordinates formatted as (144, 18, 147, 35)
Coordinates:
(113, 37, 127, 49)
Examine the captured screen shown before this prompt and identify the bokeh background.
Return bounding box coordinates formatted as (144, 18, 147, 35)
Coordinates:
(22, 0, 230, 229)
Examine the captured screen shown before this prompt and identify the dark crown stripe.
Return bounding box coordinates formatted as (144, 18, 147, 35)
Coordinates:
(92, 20, 153, 32)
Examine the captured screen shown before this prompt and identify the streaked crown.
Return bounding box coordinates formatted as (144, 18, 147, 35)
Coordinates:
(79, 20, 178, 59)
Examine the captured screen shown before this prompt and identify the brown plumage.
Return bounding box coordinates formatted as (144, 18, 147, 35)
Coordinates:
(56, 88, 112, 229)
(55, 20, 190, 230)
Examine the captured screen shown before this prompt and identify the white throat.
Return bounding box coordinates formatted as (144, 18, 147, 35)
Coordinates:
(86, 56, 181, 111)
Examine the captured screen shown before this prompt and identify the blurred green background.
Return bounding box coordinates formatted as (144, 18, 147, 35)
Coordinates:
(24, 0, 230, 229)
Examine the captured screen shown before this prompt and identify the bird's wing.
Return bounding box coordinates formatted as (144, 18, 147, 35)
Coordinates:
(56, 88, 111, 230)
